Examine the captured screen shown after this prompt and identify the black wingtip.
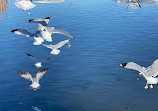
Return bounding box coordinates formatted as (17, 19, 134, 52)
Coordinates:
(27, 54, 32, 56)
(45, 16, 51, 19)
(120, 63, 127, 68)
(10, 29, 18, 33)
(29, 19, 34, 23)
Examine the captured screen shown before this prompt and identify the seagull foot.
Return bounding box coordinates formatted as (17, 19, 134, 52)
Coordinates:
(144, 84, 148, 89)
(150, 84, 153, 89)
(137, 77, 139, 80)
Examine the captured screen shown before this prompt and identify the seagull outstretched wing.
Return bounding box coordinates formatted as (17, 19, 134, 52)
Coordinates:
(27, 54, 38, 62)
(41, 58, 51, 63)
(120, 62, 145, 74)
(42, 44, 55, 49)
(36, 67, 49, 81)
(10, 29, 34, 38)
(29, 16, 51, 26)
(18, 71, 33, 82)
(54, 39, 70, 49)
(147, 59, 158, 77)
(51, 29, 76, 39)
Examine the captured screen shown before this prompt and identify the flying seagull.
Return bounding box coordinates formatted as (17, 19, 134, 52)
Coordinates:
(42, 39, 70, 55)
(10, 24, 44, 45)
(40, 24, 76, 42)
(29, 16, 51, 26)
(127, 2, 141, 8)
(18, 67, 49, 91)
(15, 0, 36, 15)
(120, 59, 158, 89)
(27, 54, 50, 68)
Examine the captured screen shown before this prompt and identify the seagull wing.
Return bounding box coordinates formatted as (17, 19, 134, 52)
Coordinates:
(41, 58, 51, 63)
(137, 3, 141, 7)
(55, 39, 70, 49)
(18, 71, 33, 82)
(51, 29, 76, 39)
(36, 67, 49, 81)
(120, 62, 145, 73)
(147, 59, 158, 77)
(27, 54, 38, 62)
(11, 29, 33, 38)
(42, 44, 55, 49)
(29, 16, 51, 26)
(29, 19, 47, 26)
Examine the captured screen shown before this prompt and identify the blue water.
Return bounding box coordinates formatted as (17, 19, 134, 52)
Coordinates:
(1, 0, 158, 111)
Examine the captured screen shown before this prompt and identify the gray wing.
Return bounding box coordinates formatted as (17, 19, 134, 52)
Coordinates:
(51, 29, 76, 39)
(27, 54, 38, 62)
(29, 19, 47, 26)
(18, 71, 33, 82)
(55, 39, 70, 48)
(42, 44, 55, 49)
(29, 16, 51, 26)
(36, 67, 49, 81)
(120, 62, 145, 73)
(41, 58, 51, 63)
(147, 59, 158, 77)
(11, 29, 33, 38)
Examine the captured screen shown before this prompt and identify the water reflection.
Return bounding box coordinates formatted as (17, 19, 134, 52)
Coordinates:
(0, 0, 8, 15)
(15, 0, 36, 15)
(33, 0, 66, 3)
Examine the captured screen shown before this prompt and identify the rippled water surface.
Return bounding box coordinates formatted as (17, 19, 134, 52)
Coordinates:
(1, 0, 158, 111)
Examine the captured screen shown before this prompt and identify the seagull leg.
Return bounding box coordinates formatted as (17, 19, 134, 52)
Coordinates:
(150, 84, 153, 89)
(23, 10, 24, 13)
(144, 84, 148, 89)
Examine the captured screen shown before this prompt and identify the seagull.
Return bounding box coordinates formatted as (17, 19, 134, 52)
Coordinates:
(27, 54, 50, 68)
(42, 39, 70, 55)
(40, 24, 76, 42)
(127, 2, 141, 8)
(18, 67, 49, 91)
(15, 0, 36, 15)
(29, 16, 51, 26)
(120, 59, 158, 89)
(10, 24, 44, 45)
